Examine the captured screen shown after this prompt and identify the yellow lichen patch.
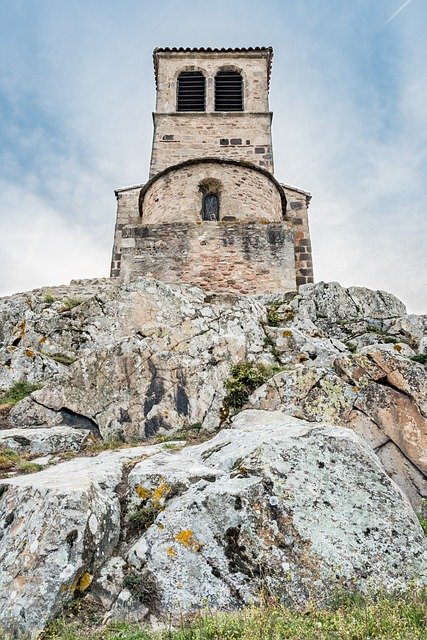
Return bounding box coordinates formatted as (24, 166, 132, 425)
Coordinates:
(135, 484, 151, 500)
(25, 349, 35, 358)
(394, 344, 402, 352)
(166, 546, 177, 558)
(282, 330, 293, 337)
(175, 529, 194, 546)
(352, 386, 360, 393)
(75, 572, 93, 593)
(175, 529, 201, 552)
(152, 481, 171, 503)
(39, 336, 47, 344)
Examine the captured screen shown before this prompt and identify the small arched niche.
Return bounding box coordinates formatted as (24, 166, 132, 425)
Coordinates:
(199, 178, 222, 221)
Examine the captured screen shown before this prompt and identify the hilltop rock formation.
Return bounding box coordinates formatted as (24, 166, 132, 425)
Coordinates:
(1, 278, 426, 510)
(0, 278, 426, 637)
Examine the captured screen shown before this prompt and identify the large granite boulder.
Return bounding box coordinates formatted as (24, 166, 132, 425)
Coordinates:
(0, 411, 425, 637)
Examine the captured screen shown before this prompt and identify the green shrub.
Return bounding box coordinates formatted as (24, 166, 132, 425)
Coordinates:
(0, 381, 41, 406)
(223, 362, 281, 410)
(366, 325, 387, 335)
(411, 354, 427, 365)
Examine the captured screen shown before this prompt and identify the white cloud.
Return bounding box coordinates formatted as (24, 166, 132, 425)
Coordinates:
(0, 0, 426, 312)
(0, 182, 109, 296)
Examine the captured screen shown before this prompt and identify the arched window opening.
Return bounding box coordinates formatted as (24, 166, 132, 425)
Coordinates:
(177, 72, 206, 111)
(215, 71, 243, 111)
(202, 193, 220, 221)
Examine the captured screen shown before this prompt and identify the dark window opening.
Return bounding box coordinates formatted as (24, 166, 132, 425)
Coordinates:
(215, 71, 243, 111)
(177, 72, 205, 111)
(202, 193, 219, 221)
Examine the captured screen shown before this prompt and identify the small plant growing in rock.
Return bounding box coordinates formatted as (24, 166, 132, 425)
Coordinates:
(418, 515, 427, 536)
(411, 354, 427, 365)
(42, 292, 56, 304)
(0, 381, 41, 407)
(266, 306, 280, 327)
(128, 503, 161, 531)
(123, 571, 145, 592)
(345, 342, 357, 354)
(49, 353, 77, 366)
(223, 362, 281, 411)
(384, 336, 398, 344)
(60, 297, 84, 311)
(122, 570, 158, 607)
(366, 325, 387, 335)
(127, 481, 171, 535)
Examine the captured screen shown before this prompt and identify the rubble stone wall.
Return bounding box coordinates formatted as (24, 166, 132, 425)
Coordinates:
(110, 182, 313, 288)
(283, 185, 314, 285)
(150, 112, 273, 177)
(116, 221, 296, 294)
(142, 160, 284, 224)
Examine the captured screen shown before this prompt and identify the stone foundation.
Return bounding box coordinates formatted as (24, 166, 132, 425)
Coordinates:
(113, 222, 296, 295)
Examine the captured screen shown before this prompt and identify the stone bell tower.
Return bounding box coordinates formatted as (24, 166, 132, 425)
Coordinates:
(110, 47, 313, 293)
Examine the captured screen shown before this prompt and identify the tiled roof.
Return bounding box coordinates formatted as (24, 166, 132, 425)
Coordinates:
(153, 46, 273, 88)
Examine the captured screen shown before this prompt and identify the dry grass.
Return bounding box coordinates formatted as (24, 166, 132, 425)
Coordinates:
(44, 589, 427, 639)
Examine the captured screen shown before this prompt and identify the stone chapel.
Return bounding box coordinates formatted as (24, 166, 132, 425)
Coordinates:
(110, 47, 313, 294)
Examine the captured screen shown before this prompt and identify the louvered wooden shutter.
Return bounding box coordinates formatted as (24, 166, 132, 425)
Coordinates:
(177, 72, 205, 111)
(215, 71, 243, 111)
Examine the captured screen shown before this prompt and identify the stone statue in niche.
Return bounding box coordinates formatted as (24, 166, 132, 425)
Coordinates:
(202, 193, 219, 221)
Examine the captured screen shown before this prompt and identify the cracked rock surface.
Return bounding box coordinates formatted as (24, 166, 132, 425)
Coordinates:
(0, 411, 426, 638)
(1, 278, 426, 510)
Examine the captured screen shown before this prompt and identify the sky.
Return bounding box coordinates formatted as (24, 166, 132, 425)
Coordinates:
(0, 0, 426, 312)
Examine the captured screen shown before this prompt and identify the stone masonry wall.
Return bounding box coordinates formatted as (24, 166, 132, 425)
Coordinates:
(115, 222, 296, 295)
(150, 113, 273, 177)
(150, 51, 273, 177)
(155, 51, 270, 113)
(142, 161, 283, 224)
(283, 185, 314, 285)
(110, 183, 313, 289)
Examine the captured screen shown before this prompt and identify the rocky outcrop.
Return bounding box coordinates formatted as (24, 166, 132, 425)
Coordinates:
(247, 347, 427, 508)
(0, 278, 426, 637)
(1, 278, 426, 512)
(0, 411, 425, 638)
(0, 426, 92, 455)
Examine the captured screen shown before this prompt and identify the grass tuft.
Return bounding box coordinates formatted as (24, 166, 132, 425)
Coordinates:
(0, 381, 41, 407)
(60, 298, 84, 311)
(0, 447, 43, 476)
(42, 292, 56, 304)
